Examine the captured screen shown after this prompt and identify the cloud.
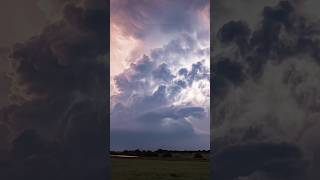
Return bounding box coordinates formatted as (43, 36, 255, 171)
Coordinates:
(111, 0, 209, 39)
(212, 142, 308, 180)
(110, 0, 209, 87)
(112, 33, 209, 100)
(110, 33, 210, 150)
(111, 129, 209, 151)
(0, 0, 109, 179)
(152, 63, 175, 82)
(110, 2, 210, 153)
(212, 1, 320, 179)
(9, 2, 108, 100)
(0, 48, 11, 108)
(111, 106, 208, 151)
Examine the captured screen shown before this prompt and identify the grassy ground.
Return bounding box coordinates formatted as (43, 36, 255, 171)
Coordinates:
(111, 158, 209, 180)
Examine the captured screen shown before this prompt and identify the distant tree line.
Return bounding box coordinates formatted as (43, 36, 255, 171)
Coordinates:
(110, 149, 210, 159)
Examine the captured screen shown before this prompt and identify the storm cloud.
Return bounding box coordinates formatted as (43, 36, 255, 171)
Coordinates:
(111, 0, 210, 150)
(111, 35, 210, 150)
(212, 1, 320, 179)
(0, 0, 108, 179)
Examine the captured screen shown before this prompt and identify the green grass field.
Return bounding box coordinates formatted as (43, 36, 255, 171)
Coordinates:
(111, 158, 209, 180)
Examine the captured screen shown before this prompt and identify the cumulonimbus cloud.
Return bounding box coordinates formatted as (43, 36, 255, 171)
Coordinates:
(212, 1, 320, 179)
(111, 0, 210, 150)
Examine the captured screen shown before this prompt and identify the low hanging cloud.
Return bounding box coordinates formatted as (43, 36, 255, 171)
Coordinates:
(212, 1, 320, 179)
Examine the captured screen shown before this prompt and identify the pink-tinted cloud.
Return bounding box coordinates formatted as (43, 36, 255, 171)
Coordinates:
(110, 0, 210, 150)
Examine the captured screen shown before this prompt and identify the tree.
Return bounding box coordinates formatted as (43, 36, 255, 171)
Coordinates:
(193, 153, 203, 159)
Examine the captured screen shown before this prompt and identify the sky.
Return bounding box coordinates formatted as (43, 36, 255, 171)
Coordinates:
(110, 0, 210, 151)
(2, 0, 320, 179)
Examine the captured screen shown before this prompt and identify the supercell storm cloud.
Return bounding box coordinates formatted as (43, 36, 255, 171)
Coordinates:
(110, 0, 210, 150)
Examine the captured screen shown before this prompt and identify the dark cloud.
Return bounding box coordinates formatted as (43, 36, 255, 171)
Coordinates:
(213, 58, 245, 96)
(9, 3, 108, 99)
(212, 142, 308, 180)
(175, 80, 187, 88)
(185, 61, 210, 87)
(152, 63, 175, 82)
(212, 1, 320, 179)
(178, 68, 189, 77)
(218, 21, 251, 54)
(114, 56, 155, 96)
(0, 0, 109, 179)
(0, 48, 11, 108)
